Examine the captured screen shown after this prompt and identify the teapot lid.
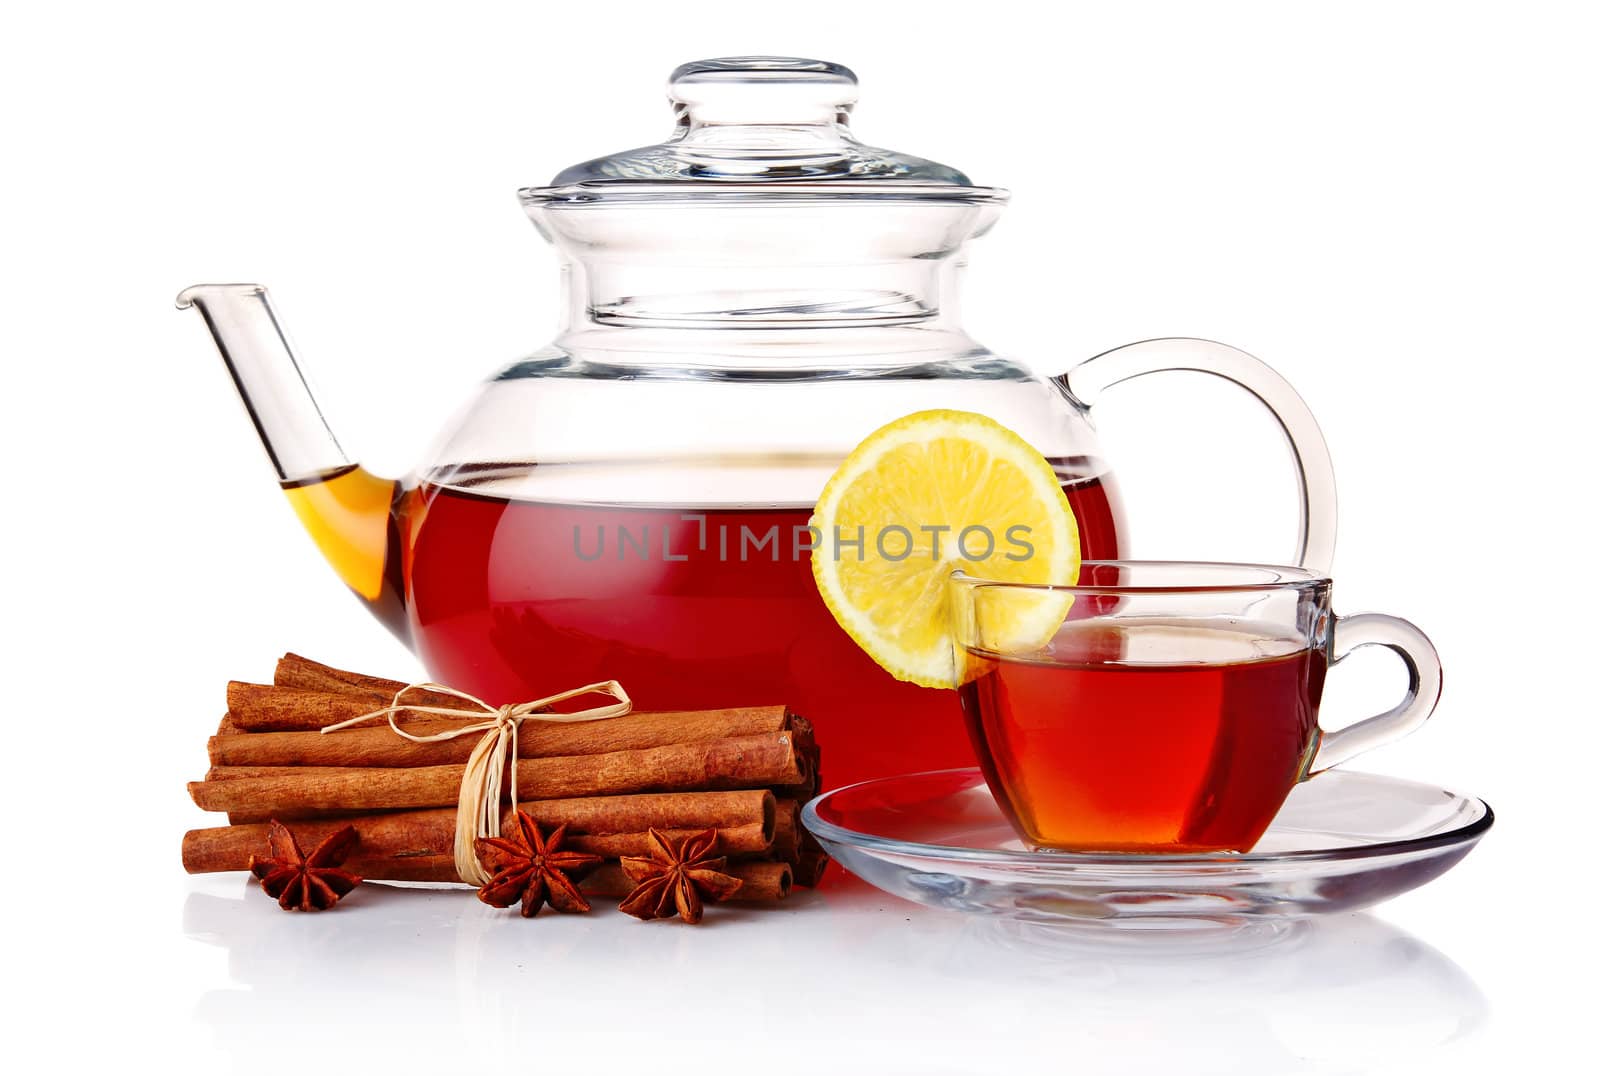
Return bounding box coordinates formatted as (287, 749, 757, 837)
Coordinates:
(521, 57, 1004, 206)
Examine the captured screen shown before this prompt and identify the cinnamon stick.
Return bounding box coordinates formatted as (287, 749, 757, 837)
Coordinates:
(792, 848, 831, 888)
(788, 754, 821, 803)
(229, 679, 796, 738)
(771, 799, 802, 863)
(203, 786, 767, 849)
(227, 682, 497, 732)
(183, 800, 775, 874)
(226, 683, 383, 732)
(338, 853, 461, 883)
(787, 713, 815, 754)
(209, 701, 796, 767)
(792, 823, 831, 886)
(274, 652, 409, 697)
(219, 766, 815, 827)
(189, 732, 807, 814)
(582, 860, 792, 903)
(256, 854, 793, 899)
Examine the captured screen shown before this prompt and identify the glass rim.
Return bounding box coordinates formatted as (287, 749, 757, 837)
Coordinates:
(519, 182, 1011, 208)
(801, 768, 1495, 869)
(950, 560, 1331, 596)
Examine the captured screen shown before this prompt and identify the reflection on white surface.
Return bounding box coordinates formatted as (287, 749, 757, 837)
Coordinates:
(182, 873, 1485, 1075)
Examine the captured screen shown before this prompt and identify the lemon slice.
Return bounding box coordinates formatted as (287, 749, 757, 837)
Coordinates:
(810, 410, 1081, 688)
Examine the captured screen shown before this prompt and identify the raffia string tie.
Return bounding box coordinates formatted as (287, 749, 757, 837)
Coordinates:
(319, 680, 632, 886)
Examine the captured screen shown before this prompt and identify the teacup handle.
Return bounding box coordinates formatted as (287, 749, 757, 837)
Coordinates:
(1059, 337, 1337, 575)
(1308, 612, 1443, 775)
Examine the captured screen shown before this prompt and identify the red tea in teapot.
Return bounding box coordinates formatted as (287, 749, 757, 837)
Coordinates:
(291, 461, 1122, 790)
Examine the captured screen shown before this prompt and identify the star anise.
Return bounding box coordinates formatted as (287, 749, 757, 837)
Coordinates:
(618, 828, 743, 924)
(474, 812, 601, 917)
(249, 821, 363, 912)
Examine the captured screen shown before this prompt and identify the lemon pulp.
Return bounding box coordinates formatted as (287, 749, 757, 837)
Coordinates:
(809, 410, 1081, 688)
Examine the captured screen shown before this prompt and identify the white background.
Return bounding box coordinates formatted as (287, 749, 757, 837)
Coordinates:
(3, 1, 1595, 1072)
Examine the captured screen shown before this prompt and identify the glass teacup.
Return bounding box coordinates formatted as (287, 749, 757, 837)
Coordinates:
(948, 562, 1441, 854)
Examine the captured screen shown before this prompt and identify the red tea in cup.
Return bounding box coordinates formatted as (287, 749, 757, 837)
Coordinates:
(959, 620, 1326, 853)
(949, 563, 1442, 855)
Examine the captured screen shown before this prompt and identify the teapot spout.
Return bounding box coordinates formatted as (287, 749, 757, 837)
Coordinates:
(176, 284, 349, 480)
(177, 284, 408, 642)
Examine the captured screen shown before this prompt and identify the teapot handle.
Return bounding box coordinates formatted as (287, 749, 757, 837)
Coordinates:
(1057, 337, 1337, 574)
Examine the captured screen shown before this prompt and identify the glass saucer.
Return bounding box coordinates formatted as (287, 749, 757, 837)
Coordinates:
(802, 768, 1492, 929)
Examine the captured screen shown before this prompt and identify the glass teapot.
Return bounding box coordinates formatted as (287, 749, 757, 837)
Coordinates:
(179, 57, 1335, 788)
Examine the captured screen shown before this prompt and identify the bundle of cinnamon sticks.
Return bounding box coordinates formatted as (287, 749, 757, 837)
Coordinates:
(183, 654, 828, 902)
